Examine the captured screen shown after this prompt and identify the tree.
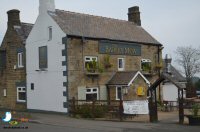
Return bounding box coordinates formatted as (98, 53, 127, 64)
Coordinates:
(175, 46, 200, 98)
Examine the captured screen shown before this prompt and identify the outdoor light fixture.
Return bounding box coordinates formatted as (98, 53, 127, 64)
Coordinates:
(123, 87, 128, 95)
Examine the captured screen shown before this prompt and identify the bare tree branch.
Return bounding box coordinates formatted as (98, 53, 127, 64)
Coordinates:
(175, 46, 200, 97)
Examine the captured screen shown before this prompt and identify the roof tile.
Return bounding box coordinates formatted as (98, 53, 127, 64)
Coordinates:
(49, 9, 161, 45)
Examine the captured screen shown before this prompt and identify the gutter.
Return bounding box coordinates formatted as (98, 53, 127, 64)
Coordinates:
(67, 34, 163, 46)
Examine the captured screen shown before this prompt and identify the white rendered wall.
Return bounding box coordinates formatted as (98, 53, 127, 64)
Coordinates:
(26, 11, 67, 113)
(162, 83, 178, 102)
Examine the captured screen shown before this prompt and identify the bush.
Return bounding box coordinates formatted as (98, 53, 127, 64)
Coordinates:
(190, 104, 200, 117)
(74, 104, 108, 118)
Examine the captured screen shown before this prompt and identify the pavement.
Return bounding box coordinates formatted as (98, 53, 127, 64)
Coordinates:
(27, 111, 184, 124)
(0, 110, 200, 132)
(0, 110, 188, 125)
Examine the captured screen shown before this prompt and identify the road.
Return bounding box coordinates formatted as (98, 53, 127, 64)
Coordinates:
(0, 120, 199, 132)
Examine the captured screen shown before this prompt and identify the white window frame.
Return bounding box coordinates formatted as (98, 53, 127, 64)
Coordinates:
(84, 56, 98, 68)
(118, 58, 125, 71)
(3, 89, 7, 97)
(17, 52, 24, 68)
(116, 86, 122, 100)
(17, 87, 26, 102)
(141, 59, 152, 71)
(86, 87, 99, 101)
(48, 26, 52, 41)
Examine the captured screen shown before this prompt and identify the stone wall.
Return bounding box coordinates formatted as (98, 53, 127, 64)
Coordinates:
(109, 76, 148, 101)
(0, 24, 26, 110)
(66, 37, 162, 100)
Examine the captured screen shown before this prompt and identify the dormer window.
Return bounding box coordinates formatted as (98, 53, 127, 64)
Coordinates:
(48, 26, 52, 41)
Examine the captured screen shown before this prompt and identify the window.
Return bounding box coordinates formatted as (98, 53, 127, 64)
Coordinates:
(84, 56, 97, 69)
(39, 46, 48, 69)
(118, 58, 125, 71)
(3, 89, 7, 97)
(116, 86, 122, 100)
(31, 83, 34, 90)
(141, 59, 152, 72)
(48, 26, 52, 40)
(0, 50, 6, 69)
(17, 87, 26, 102)
(17, 52, 24, 68)
(86, 88, 98, 101)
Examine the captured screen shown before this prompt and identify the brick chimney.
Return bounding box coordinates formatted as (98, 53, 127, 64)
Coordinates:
(7, 9, 21, 28)
(128, 6, 141, 26)
(39, 0, 55, 14)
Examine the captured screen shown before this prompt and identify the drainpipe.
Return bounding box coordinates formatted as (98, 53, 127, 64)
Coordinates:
(158, 46, 161, 101)
(81, 37, 85, 71)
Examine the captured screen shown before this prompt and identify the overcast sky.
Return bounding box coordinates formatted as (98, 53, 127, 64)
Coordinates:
(0, 0, 200, 75)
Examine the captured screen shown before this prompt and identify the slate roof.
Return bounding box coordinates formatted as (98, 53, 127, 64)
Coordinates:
(15, 22, 33, 43)
(48, 9, 161, 45)
(107, 71, 138, 85)
(170, 66, 186, 82)
(163, 63, 186, 82)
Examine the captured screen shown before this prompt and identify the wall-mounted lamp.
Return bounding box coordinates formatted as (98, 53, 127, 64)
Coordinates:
(123, 87, 128, 95)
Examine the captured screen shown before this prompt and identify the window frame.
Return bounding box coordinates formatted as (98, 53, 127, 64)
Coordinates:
(85, 87, 98, 101)
(84, 56, 98, 68)
(17, 87, 26, 102)
(3, 89, 7, 97)
(39, 46, 48, 69)
(48, 26, 52, 41)
(17, 52, 24, 68)
(116, 86, 122, 100)
(118, 58, 125, 71)
(141, 59, 152, 72)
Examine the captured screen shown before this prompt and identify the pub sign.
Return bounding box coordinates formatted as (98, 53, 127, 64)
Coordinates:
(99, 40, 141, 56)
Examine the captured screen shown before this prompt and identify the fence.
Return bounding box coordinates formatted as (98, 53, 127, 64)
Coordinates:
(68, 97, 138, 121)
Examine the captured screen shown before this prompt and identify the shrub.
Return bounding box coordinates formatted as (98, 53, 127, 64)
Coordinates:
(190, 104, 200, 117)
(74, 104, 108, 118)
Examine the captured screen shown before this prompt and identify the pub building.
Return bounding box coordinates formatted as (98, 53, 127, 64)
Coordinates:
(26, 0, 163, 113)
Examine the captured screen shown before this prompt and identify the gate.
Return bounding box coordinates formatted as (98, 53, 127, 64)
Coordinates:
(148, 73, 185, 124)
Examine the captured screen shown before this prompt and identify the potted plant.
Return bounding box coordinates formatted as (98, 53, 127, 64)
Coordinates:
(187, 103, 200, 125)
(86, 60, 104, 73)
(103, 55, 113, 69)
(141, 63, 152, 73)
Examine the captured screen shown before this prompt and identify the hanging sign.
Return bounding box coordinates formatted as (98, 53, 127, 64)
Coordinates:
(123, 100, 149, 114)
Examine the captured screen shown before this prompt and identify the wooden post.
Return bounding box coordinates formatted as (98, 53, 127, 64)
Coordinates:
(149, 89, 158, 122)
(119, 97, 123, 121)
(154, 89, 158, 122)
(178, 89, 184, 124)
(72, 97, 76, 117)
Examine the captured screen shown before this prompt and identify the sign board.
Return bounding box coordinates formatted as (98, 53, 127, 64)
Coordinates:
(123, 100, 149, 114)
(99, 40, 141, 56)
(137, 86, 145, 96)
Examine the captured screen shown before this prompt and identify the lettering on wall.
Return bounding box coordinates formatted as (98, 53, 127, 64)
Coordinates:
(99, 40, 141, 56)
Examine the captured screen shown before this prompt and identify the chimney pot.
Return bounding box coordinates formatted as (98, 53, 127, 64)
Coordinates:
(128, 6, 141, 26)
(7, 9, 21, 28)
(39, 0, 55, 14)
